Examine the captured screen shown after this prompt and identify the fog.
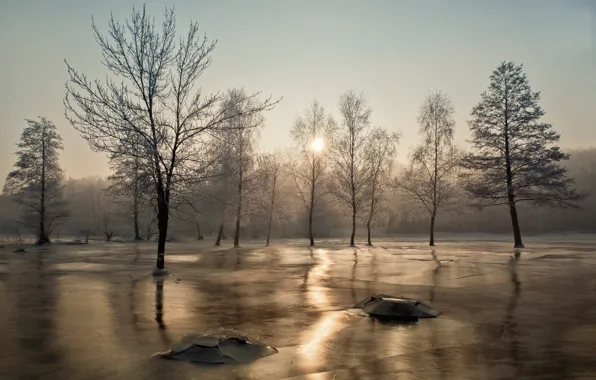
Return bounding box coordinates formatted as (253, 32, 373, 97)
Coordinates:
(1, 147, 594, 244)
(2, 3, 596, 380)
(0, 3, 593, 252)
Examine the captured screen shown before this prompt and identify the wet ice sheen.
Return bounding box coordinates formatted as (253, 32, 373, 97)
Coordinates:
(1, 239, 596, 379)
(157, 330, 278, 364)
(353, 294, 439, 320)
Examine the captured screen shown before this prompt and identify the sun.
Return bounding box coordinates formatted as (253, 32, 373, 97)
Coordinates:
(311, 137, 325, 152)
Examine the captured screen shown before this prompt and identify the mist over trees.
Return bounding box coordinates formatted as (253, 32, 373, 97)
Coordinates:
(261, 152, 285, 247)
(106, 142, 154, 241)
(220, 89, 267, 248)
(0, 6, 591, 254)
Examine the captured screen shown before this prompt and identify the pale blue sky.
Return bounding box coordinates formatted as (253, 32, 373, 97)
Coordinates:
(1, 0, 594, 181)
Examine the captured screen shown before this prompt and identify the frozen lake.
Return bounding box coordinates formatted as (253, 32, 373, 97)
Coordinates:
(1, 238, 596, 379)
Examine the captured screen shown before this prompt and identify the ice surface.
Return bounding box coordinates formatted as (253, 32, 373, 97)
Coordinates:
(1, 238, 596, 379)
(157, 331, 278, 364)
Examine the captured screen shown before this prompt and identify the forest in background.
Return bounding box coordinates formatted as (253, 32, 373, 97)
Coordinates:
(1, 146, 594, 243)
(0, 5, 592, 269)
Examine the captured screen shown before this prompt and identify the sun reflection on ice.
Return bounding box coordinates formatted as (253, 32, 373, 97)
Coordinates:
(298, 249, 349, 372)
(306, 249, 332, 309)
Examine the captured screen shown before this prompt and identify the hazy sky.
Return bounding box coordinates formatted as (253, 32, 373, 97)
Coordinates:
(1, 0, 594, 183)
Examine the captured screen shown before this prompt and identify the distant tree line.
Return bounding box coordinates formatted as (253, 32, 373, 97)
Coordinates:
(1, 5, 587, 272)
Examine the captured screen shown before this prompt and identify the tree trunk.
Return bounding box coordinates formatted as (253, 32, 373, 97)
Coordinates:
(350, 208, 356, 247)
(234, 163, 243, 248)
(503, 83, 523, 249)
(38, 180, 48, 245)
(431, 121, 438, 248)
(265, 219, 273, 246)
(266, 214, 273, 247)
(429, 215, 436, 246)
(37, 132, 49, 245)
(196, 221, 203, 240)
(266, 176, 277, 247)
(215, 222, 224, 246)
(133, 195, 141, 240)
(508, 200, 524, 248)
(133, 156, 143, 241)
(155, 197, 168, 272)
(308, 204, 314, 247)
(233, 216, 241, 248)
(308, 160, 315, 247)
(367, 189, 376, 247)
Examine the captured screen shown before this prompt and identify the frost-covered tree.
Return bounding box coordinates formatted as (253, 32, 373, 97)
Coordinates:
(3, 117, 67, 245)
(399, 91, 460, 246)
(330, 91, 373, 247)
(290, 100, 337, 246)
(65, 5, 277, 273)
(364, 127, 399, 246)
(229, 106, 264, 248)
(106, 133, 153, 240)
(213, 89, 266, 248)
(260, 152, 285, 247)
(461, 61, 582, 248)
(210, 132, 236, 246)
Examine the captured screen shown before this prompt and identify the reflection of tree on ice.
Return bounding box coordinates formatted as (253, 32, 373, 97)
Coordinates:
(502, 251, 521, 371)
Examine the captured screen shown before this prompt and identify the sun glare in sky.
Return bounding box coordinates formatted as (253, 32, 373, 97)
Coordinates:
(311, 138, 324, 152)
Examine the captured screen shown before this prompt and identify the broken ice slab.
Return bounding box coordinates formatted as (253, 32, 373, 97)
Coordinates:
(353, 294, 439, 321)
(156, 330, 278, 364)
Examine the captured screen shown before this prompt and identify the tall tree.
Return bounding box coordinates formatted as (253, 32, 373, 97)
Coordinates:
(461, 61, 582, 248)
(92, 189, 116, 242)
(261, 152, 284, 247)
(211, 133, 235, 246)
(289, 100, 337, 246)
(3, 117, 67, 245)
(222, 89, 265, 248)
(330, 91, 373, 247)
(173, 140, 220, 241)
(106, 134, 153, 240)
(65, 6, 277, 273)
(364, 127, 399, 246)
(399, 91, 460, 246)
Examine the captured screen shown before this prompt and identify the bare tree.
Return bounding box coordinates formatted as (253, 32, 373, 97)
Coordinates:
(173, 142, 221, 241)
(64, 6, 278, 273)
(174, 190, 206, 241)
(364, 127, 399, 246)
(289, 100, 337, 246)
(260, 152, 285, 246)
(461, 62, 582, 248)
(106, 133, 153, 240)
(330, 91, 373, 247)
(91, 191, 115, 242)
(3, 117, 67, 245)
(219, 89, 266, 248)
(399, 91, 460, 246)
(212, 142, 234, 246)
